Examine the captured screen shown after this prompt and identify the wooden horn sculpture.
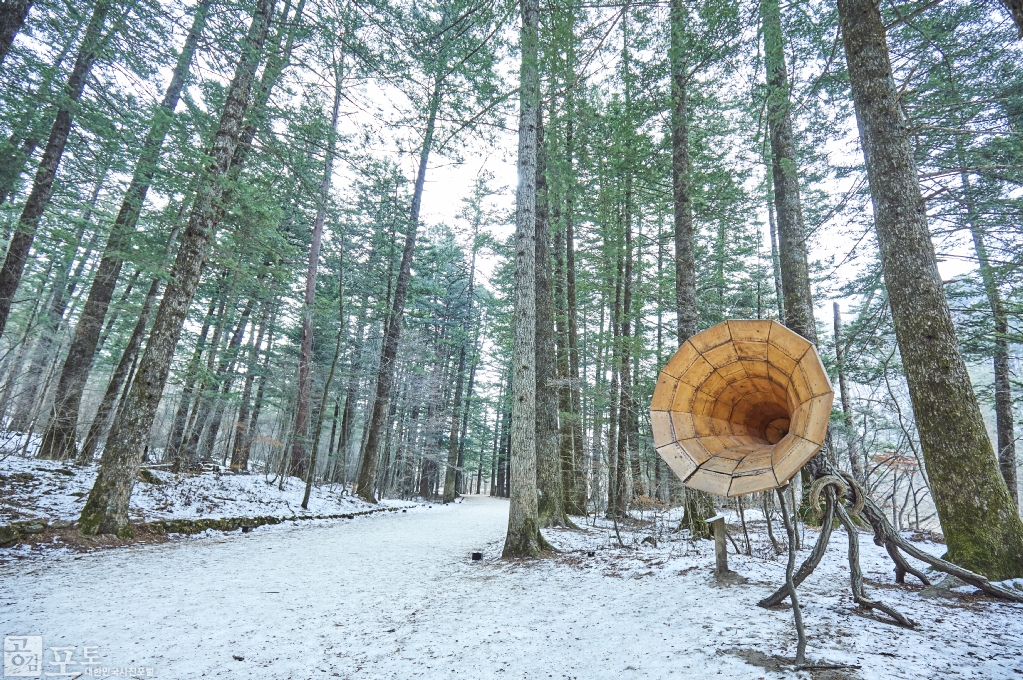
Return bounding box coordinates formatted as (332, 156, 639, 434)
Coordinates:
(650, 320, 834, 497)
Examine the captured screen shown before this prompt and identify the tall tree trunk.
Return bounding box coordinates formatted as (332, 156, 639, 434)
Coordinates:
(838, 0, 1023, 579)
(230, 298, 272, 470)
(290, 59, 343, 479)
(670, 0, 713, 537)
(0, 0, 114, 338)
(996, 0, 1023, 37)
(554, 224, 577, 515)
(164, 295, 218, 459)
(0, 0, 32, 65)
(236, 305, 277, 471)
(442, 344, 466, 503)
(178, 291, 243, 464)
(503, 0, 545, 557)
(12, 164, 105, 434)
(766, 166, 785, 323)
(78, 0, 276, 537)
(39, 0, 212, 460)
(832, 302, 862, 482)
(354, 81, 441, 503)
(303, 258, 346, 509)
(605, 258, 622, 520)
(669, 0, 697, 345)
(562, 0, 586, 517)
(194, 300, 255, 459)
(0, 137, 38, 206)
(76, 221, 183, 464)
(960, 172, 1018, 508)
(535, 114, 569, 527)
(617, 209, 634, 513)
(762, 0, 814, 344)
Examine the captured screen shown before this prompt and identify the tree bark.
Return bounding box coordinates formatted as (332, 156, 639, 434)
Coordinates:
(605, 257, 622, 520)
(354, 81, 441, 503)
(960, 173, 1018, 508)
(762, 0, 814, 344)
(38, 0, 212, 460)
(235, 305, 276, 471)
(229, 298, 272, 470)
(12, 164, 105, 434)
(0, 0, 32, 66)
(77, 222, 183, 464)
(838, 0, 1023, 578)
(289, 58, 343, 479)
(442, 344, 466, 503)
(0, 0, 113, 339)
(766, 166, 785, 323)
(833, 302, 862, 482)
(535, 113, 569, 527)
(997, 0, 1023, 38)
(78, 0, 276, 537)
(502, 0, 545, 557)
(303, 257, 346, 509)
(670, 0, 713, 536)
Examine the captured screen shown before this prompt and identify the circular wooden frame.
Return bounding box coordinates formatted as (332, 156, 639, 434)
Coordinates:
(650, 320, 834, 497)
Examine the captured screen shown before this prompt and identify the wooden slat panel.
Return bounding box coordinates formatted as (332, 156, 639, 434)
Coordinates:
(768, 321, 812, 361)
(740, 359, 769, 379)
(703, 455, 741, 475)
(710, 397, 733, 422)
(801, 393, 834, 445)
(692, 391, 716, 417)
(727, 319, 772, 344)
(789, 361, 811, 403)
(651, 372, 678, 410)
(679, 437, 713, 465)
(703, 341, 740, 369)
(699, 371, 729, 398)
(735, 449, 773, 472)
(767, 344, 798, 376)
(699, 436, 729, 455)
(689, 321, 731, 353)
(686, 468, 732, 496)
(679, 354, 715, 388)
(663, 340, 700, 378)
(717, 360, 748, 384)
(790, 399, 809, 439)
(729, 421, 750, 438)
(799, 347, 832, 398)
(650, 410, 674, 448)
(692, 415, 716, 437)
(733, 340, 768, 362)
(657, 442, 698, 482)
(716, 384, 742, 409)
(670, 411, 696, 439)
(766, 364, 791, 390)
(771, 435, 820, 485)
(671, 381, 696, 412)
(729, 469, 780, 497)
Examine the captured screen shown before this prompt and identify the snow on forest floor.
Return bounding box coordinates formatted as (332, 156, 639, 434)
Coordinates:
(1, 495, 1021, 679)
(0, 453, 384, 530)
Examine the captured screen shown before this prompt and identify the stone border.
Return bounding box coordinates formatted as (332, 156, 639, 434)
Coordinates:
(0, 506, 407, 546)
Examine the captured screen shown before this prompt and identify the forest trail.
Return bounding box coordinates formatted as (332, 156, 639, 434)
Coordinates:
(2, 496, 1021, 679)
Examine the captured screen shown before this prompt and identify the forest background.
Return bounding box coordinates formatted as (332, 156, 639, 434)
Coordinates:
(0, 0, 1021, 562)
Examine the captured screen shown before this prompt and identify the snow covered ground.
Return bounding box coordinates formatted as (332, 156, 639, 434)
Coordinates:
(0, 454, 382, 527)
(2, 495, 1020, 679)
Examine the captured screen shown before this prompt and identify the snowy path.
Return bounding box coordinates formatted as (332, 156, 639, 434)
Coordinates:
(2, 495, 1021, 679)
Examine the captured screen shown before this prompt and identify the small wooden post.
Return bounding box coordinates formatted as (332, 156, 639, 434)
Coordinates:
(707, 513, 729, 574)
